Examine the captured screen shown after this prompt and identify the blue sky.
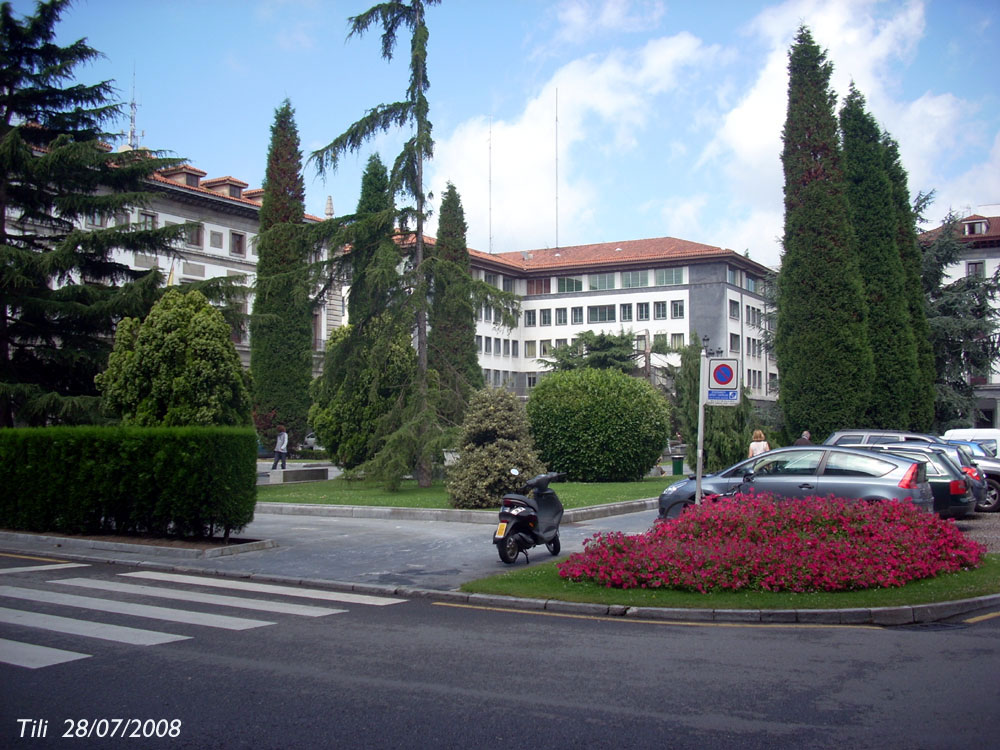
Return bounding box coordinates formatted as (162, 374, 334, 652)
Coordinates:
(19, 0, 1000, 268)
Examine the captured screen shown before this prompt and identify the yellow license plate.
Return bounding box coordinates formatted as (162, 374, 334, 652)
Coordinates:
(494, 521, 508, 539)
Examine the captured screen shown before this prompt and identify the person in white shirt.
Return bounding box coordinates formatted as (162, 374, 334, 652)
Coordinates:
(271, 425, 288, 470)
(748, 429, 770, 458)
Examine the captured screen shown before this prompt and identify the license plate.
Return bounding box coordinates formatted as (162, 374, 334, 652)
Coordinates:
(494, 521, 507, 539)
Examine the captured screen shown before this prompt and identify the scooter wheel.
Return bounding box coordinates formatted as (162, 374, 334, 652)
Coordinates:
(545, 534, 560, 556)
(497, 535, 519, 564)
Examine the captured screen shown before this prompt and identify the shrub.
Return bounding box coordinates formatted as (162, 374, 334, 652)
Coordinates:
(558, 493, 985, 593)
(446, 388, 544, 509)
(527, 368, 670, 482)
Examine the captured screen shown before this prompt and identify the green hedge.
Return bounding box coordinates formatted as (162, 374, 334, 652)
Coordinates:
(0, 427, 257, 538)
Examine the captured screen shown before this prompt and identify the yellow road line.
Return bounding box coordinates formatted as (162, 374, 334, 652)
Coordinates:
(964, 610, 1000, 624)
(0, 552, 68, 564)
(433, 601, 881, 630)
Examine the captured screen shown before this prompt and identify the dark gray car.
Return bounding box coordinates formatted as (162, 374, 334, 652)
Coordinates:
(658, 445, 934, 520)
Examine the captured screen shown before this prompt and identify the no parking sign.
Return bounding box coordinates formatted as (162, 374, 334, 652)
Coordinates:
(704, 357, 739, 406)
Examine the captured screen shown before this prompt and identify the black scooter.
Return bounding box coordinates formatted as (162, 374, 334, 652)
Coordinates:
(493, 470, 566, 564)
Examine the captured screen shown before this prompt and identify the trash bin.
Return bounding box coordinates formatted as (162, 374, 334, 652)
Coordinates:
(671, 455, 684, 475)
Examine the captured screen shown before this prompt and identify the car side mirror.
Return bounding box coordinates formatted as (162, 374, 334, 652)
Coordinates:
(742, 471, 755, 483)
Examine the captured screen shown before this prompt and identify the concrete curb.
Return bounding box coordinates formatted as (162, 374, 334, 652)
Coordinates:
(0, 531, 275, 559)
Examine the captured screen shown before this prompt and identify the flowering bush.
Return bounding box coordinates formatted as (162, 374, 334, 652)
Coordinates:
(558, 493, 986, 593)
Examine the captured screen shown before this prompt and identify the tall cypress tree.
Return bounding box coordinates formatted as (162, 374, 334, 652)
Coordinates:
(775, 26, 874, 440)
(0, 0, 186, 426)
(884, 135, 936, 430)
(250, 99, 312, 447)
(428, 182, 481, 427)
(839, 84, 919, 428)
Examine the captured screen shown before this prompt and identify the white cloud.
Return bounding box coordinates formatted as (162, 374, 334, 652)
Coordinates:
(552, 0, 666, 45)
(428, 31, 714, 253)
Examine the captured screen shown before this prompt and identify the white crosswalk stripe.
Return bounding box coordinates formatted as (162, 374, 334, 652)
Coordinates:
(0, 637, 90, 669)
(0, 585, 273, 631)
(120, 572, 407, 606)
(0, 607, 189, 646)
(51, 578, 346, 617)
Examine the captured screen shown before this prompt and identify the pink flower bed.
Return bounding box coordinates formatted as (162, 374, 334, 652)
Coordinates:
(558, 493, 986, 593)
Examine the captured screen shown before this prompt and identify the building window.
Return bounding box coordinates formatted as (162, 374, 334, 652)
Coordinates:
(671, 300, 685, 319)
(483, 305, 493, 322)
(475, 335, 482, 351)
(137, 211, 157, 230)
(494, 337, 501, 354)
(671, 333, 685, 348)
(635, 334, 646, 351)
(555, 308, 567, 325)
(653, 301, 667, 320)
(656, 267, 684, 286)
(484, 273, 498, 287)
(524, 309, 536, 327)
(636, 302, 650, 321)
(540, 309, 552, 326)
(526, 278, 551, 295)
(540, 340, 551, 356)
(621, 270, 648, 288)
(527, 373, 538, 389)
(85, 212, 107, 228)
(571, 306, 583, 324)
(730, 333, 740, 352)
(589, 272, 616, 291)
(484, 337, 492, 354)
(587, 305, 615, 323)
(653, 333, 667, 347)
(729, 300, 740, 319)
(184, 224, 203, 247)
(210, 231, 224, 249)
(745, 275, 758, 293)
(555, 338, 567, 349)
(727, 266, 739, 285)
(558, 276, 583, 293)
(230, 231, 246, 257)
(511, 340, 519, 357)
(503, 277, 514, 292)
(524, 341, 537, 358)
(968, 261, 985, 277)
(620, 303, 632, 322)
(503, 339, 510, 356)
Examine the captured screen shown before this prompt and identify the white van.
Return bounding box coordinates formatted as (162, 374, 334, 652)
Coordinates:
(942, 428, 1000, 456)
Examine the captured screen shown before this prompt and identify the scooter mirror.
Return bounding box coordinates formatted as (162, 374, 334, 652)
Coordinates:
(510, 468, 520, 476)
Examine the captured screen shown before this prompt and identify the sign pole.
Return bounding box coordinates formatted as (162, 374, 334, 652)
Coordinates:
(695, 348, 707, 505)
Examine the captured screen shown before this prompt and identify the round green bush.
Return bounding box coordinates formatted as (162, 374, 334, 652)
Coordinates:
(527, 369, 670, 482)
(446, 388, 544, 509)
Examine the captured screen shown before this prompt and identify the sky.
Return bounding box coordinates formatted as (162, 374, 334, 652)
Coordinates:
(16, 0, 1000, 269)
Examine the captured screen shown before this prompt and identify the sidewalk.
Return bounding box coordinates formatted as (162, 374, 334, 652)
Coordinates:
(2, 501, 998, 626)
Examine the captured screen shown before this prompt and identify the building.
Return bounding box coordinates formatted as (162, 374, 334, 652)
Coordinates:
(467, 236, 775, 400)
(939, 209, 1000, 426)
(107, 158, 344, 369)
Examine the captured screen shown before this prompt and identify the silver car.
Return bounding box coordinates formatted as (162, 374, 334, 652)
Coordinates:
(658, 445, 934, 520)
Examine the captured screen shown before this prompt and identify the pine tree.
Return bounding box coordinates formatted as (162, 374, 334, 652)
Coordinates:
(428, 182, 481, 426)
(839, 84, 919, 428)
(775, 26, 874, 440)
(0, 0, 186, 426)
(250, 99, 312, 447)
(885, 136, 936, 430)
(545, 330, 637, 373)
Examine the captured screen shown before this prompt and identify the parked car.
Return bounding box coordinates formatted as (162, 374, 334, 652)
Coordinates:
(824, 429, 944, 446)
(862, 444, 977, 519)
(657, 446, 934, 520)
(945, 438, 994, 458)
(301, 432, 324, 451)
(943, 428, 1000, 457)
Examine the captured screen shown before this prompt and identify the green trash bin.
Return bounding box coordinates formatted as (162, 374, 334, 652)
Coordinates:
(671, 455, 684, 474)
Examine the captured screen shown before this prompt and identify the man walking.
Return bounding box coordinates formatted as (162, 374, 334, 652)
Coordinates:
(271, 425, 288, 470)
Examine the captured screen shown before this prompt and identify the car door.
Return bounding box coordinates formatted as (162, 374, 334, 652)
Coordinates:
(744, 449, 825, 499)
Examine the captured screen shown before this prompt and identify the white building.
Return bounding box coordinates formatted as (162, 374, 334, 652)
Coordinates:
(467, 236, 775, 400)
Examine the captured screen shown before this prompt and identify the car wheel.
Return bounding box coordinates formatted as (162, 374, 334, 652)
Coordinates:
(662, 501, 692, 520)
(977, 478, 1000, 512)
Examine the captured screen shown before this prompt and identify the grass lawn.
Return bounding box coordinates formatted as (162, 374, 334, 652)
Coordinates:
(256, 475, 673, 510)
(460, 554, 1000, 610)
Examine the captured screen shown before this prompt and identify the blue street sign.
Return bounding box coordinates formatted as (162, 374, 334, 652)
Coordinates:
(708, 389, 739, 402)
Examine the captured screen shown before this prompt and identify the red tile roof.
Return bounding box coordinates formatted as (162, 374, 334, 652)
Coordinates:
(201, 176, 249, 188)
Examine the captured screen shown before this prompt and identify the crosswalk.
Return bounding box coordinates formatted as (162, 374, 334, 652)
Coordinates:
(0, 560, 407, 670)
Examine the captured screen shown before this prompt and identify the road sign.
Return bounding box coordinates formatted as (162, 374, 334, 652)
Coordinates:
(704, 357, 739, 407)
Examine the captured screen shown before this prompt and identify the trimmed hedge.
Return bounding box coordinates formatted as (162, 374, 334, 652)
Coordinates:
(0, 426, 257, 538)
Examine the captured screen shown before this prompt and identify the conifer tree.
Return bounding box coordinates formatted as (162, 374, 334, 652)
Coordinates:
(775, 26, 874, 440)
(250, 99, 312, 447)
(839, 85, 919, 428)
(0, 0, 186, 426)
(428, 182, 481, 426)
(885, 136, 936, 431)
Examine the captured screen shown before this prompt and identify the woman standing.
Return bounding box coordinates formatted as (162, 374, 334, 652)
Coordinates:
(748, 429, 770, 458)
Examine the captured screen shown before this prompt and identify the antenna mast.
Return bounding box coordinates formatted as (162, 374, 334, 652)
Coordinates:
(489, 116, 493, 253)
(555, 88, 559, 249)
(127, 66, 139, 149)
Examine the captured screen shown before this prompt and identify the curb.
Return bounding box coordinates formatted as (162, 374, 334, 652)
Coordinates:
(0, 531, 275, 559)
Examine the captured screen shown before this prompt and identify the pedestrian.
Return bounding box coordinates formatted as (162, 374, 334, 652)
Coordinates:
(271, 425, 288, 470)
(794, 430, 812, 446)
(748, 429, 770, 458)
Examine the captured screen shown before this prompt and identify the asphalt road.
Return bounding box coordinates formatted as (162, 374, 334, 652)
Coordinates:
(2, 560, 999, 750)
